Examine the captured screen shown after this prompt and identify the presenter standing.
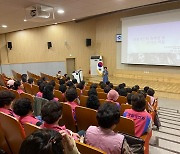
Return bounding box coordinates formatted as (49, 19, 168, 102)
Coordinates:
(102, 67, 108, 83)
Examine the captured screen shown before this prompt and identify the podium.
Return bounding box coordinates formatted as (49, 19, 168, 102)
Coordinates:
(72, 70, 83, 83)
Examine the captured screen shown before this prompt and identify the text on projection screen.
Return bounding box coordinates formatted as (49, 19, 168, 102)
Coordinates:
(121, 9, 180, 66)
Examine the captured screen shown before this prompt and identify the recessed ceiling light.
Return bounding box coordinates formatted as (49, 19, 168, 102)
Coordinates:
(72, 19, 76, 21)
(24, 19, 27, 22)
(54, 23, 57, 25)
(57, 9, 64, 14)
(2, 25, 7, 28)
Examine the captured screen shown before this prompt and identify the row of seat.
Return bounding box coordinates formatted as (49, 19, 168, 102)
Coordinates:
(0, 112, 106, 154)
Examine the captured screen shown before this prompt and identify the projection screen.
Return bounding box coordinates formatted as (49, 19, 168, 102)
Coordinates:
(121, 9, 180, 66)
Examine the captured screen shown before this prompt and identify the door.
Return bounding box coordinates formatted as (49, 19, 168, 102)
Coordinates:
(66, 58, 75, 79)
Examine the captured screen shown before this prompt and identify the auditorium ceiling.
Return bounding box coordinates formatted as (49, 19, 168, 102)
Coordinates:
(0, 0, 175, 34)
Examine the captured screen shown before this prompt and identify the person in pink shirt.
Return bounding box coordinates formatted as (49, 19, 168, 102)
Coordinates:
(42, 84, 59, 101)
(85, 103, 132, 154)
(13, 80, 24, 94)
(36, 82, 47, 98)
(41, 101, 80, 140)
(13, 98, 42, 126)
(106, 89, 120, 109)
(0, 90, 17, 118)
(59, 84, 67, 101)
(123, 93, 152, 137)
(65, 88, 79, 119)
(147, 88, 157, 106)
(76, 82, 84, 95)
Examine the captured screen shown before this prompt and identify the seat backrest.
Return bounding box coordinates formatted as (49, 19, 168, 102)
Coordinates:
(55, 83, 60, 90)
(32, 84, 39, 95)
(11, 70, 21, 81)
(54, 90, 64, 102)
(85, 86, 90, 90)
(120, 104, 132, 116)
(96, 88, 104, 93)
(59, 103, 77, 132)
(0, 74, 6, 86)
(1, 86, 8, 90)
(33, 97, 49, 116)
(24, 123, 40, 137)
(116, 96, 127, 105)
(75, 106, 98, 131)
(9, 89, 20, 99)
(99, 99, 106, 105)
(20, 93, 34, 105)
(114, 116, 135, 136)
(27, 71, 41, 80)
(23, 82, 33, 95)
(97, 92, 107, 100)
(82, 90, 89, 96)
(79, 95, 88, 107)
(76, 88, 81, 97)
(76, 141, 106, 154)
(0, 112, 25, 154)
(0, 124, 12, 154)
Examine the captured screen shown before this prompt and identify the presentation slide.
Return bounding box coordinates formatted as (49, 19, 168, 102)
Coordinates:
(121, 9, 180, 66)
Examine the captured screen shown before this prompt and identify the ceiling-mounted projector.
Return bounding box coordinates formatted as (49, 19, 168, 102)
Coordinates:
(25, 4, 54, 22)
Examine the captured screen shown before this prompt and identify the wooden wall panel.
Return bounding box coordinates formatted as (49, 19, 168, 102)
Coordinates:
(1, 19, 96, 75)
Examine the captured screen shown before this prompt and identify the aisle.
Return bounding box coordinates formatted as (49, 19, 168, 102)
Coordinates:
(150, 106, 180, 154)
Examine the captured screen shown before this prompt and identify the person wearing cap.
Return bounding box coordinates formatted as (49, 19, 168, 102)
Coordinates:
(6, 79, 15, 89)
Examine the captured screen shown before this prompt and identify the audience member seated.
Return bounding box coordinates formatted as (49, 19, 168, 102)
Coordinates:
(43, 84, 58, 101)
(144, 86, 150, 94)
(59, 79, 65, 85)
(118, 88, 127, 97)
(76, 82, 84, 94)
(86, 95, 100, 110)
(147, 88, 156, 105)
(118, 83, 125, 89)
(100, 82, 106, 89)
(134, 85, 140, 90)
(104, 86, 111, 94)
(41, 101, 79, 140)
(56, 70, 62, 79)
(19, 129, 80, 154)
(0, 90, 17, 118)
(49, 80, 56, 88)
(65, 88, 79, 119)
(123, 94, 152, 137)
(106, 90, 120, 108)
(65, 76, 71, 83)
(21, 74, 28, 83)
(90, 83, 98, 89)
(27, 78, 34, 86)
(109, 83, 113, 89)
(80, 80, 85, 87)
(36, 82, 47, 98)
(72, 79, 78, 85)
(131, 86, 138, 93)
(126, 87, 132, 94)
(13, 80, 24, 94)
(106, 81, 110, 86)
(114, 86, 120, 92)
(85, 103, 132, 154)
(37, 79, 44, 86)
(138, 90, 154, 112)
(6, 79, 15, 89)
(59, 84, 67, 101)
(13, 98, 42, 126)
(66, 81, 75, 88)
(88, 88, 97, 96)
(127, 93, 133, 105)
